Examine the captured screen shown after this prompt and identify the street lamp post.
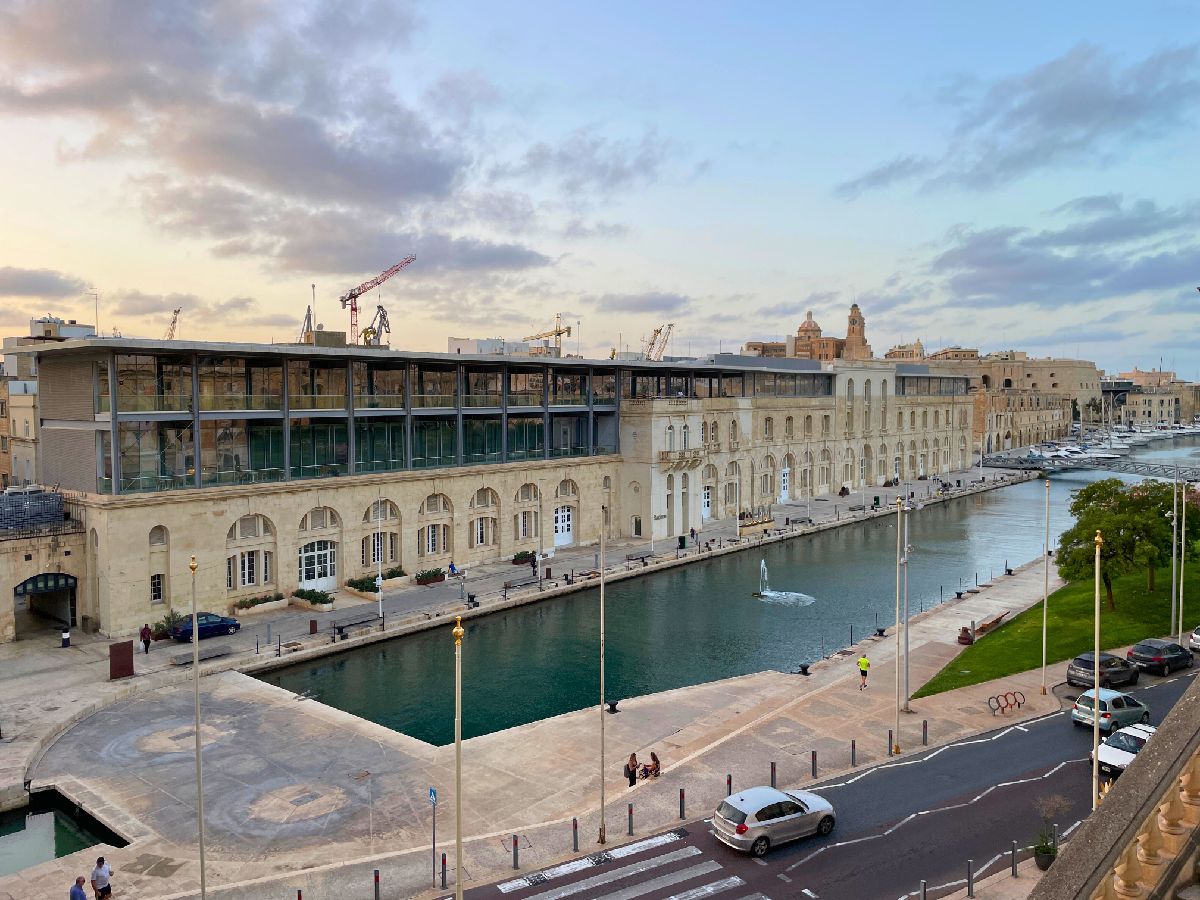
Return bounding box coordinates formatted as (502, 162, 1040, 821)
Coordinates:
(1041, 478, 1050, 695)
(893, 498, 903, 754)
(1092, 531, 1102, 812)
(902, 501, 912, 712)
(453, 616, 465, 900)
(1179, 487, 1188, 646)
(189, 555, 207, 899)
(1171, 467, 1178, 637)
(375, 494, 384, 619)
(598, 504, 608, 844)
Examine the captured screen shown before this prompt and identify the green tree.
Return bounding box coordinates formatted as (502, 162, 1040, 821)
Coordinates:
(1057, 478, 1198, 609)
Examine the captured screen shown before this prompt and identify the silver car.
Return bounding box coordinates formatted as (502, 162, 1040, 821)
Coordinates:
(1190, 625, 1200, 653)
(712, 786, 835, 857)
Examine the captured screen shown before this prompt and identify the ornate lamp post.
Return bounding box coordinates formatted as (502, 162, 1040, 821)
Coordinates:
(1092, 531, 1102, 811)
(1180, 487, 1188, 646)
(189, 555, 207, 899)
(1041, 478, 1050, 695)
(598, 504, 608, 844)
(893, 497, 903, 755)
(453, 616, 465, 900)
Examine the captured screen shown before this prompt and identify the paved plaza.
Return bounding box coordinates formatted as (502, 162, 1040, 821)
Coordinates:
(0, 468, 1064, 899)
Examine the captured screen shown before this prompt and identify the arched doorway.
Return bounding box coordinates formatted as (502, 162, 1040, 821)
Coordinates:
(297, 540, 337, 591)
(14, 573, 77, 636)
(554, 479, 578, 547)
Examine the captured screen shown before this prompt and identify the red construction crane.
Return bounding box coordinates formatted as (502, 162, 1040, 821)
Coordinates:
(340, 257, 415, 344)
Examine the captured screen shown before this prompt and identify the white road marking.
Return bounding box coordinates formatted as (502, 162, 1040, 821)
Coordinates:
(498, 831, 686, 892)
(752, 858, 767, 866)
(777, 873, 792, 882)
(596, 861, 722, 900)
(661, 876, 747, 900)
(523, 847, 702, 900)
(786, 759, 1088, 872)
(801, 890, 819, 898)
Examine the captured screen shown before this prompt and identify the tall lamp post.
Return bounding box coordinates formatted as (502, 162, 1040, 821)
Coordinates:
(1092, 531, 1102, 811)
(901, 500, 912, 712)
(1041, 478, 1050, 695)
(189, 555, 207, 899)
(597, 504, 608, 844)
(1171, 467, 1179, 637)
(893, 498, 903, 754)
(375, 493, 384, 619)
(1179, 486, 1188, 646)
(453, 616, 465, 900)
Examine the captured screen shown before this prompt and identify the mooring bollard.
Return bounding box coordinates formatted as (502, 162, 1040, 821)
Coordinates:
(1011, 840, 1018, 876)
(851, 739, 857, 766)
(770, 761, 776, 788)
(255, 635, 259, 654)
(679, 788, 685, 820)
(276, 635, 282, 657)
(374, 868, 381, 900)
(726, 773, 732, 796)
(1052, 823, 1058, 848)
(888, 730, 894, 757)
(512, 834, 519, 869)
(922, 719, 928, 746)
(441, 853, 447, 889)
(627, 802, 633, 836)
(967, 859, 975, 897)
(572, 817, 579, 852)
(297, 891, 302, 900)
(811, 750, 817, 778)
(849, 623, 854, 645)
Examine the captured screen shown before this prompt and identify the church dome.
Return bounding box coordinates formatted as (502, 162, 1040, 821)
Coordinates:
(797, 310, 821, 332)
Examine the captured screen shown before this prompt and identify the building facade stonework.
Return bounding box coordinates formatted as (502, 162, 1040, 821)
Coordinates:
(0, 339, 969, 641)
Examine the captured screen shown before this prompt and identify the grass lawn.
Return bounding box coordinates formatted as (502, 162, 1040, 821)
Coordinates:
(913, 559, 1198, 698)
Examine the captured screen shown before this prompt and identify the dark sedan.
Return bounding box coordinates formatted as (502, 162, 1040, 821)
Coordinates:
(1126, 638, 1194, 676)
(170, 612, 241, 642)
(1066, 651, 1139, 689)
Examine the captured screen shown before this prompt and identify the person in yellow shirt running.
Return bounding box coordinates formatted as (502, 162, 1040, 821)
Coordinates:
(857, 654, 870, 690)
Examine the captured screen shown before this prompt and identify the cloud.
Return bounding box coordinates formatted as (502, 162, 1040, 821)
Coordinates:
(562, 218, 631, 240)
(106, 290, 296, 330)
(590, 291, 692, 315)
(0, 266, 89, 298)
(836, 43, 1200, 197)
(757, 291, 842, 319)
(494, 127, 674, 195)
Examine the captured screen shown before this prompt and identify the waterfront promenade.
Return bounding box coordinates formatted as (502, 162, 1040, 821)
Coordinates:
(0, 542, 1072, 895)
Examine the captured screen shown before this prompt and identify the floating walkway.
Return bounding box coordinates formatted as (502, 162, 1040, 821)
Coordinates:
(984, 454, 1200, 480)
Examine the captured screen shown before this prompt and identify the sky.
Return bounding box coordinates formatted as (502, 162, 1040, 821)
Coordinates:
(0, 1, 1198, 375)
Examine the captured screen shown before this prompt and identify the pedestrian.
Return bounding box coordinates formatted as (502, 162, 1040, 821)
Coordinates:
(624, 753, 638, 787)
(90, 856, 113, 898)
(139, 623, 152, 655)
(530, 556, 538, 578)
(857, 654, 870, 690)
(70, 876, 87, 900)
(689, 527, 696, 543)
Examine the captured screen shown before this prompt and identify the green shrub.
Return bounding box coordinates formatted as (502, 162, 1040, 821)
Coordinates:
(513, 550, 535, 563)
(415, 568, 445, 583)
(152, 608, 187, 638)
(233, 592, 285, 610)
(345, 576, 379, 592)
(383, 565, 406, 579)
(292, 588, 334, 605)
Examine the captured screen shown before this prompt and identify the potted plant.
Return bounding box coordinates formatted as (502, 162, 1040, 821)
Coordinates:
(512, 550, 536, 566)
(415, 567, 446, 586)
(1032, 793, 1071, 870)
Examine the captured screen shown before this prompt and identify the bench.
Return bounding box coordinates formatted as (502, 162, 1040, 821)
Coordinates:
(847, 504, 865, 512)
(171, 643, 233, 666)
(502, 575, 540, 598)
(331, 614, 379, 641)
(976, 611, 1008, 635)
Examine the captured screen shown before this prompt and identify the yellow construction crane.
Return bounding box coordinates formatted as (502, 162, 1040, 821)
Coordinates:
(642, 322, 674, 360)
(524, 312, 572, 356)
(164, 307, 181, 340)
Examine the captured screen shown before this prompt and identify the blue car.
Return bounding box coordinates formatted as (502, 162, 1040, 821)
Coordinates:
(170, 612, 241, 641)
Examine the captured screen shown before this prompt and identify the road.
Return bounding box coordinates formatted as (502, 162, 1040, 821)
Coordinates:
(464, 669, 1197, 900)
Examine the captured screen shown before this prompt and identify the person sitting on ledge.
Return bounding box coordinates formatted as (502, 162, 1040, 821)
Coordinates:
(640, 751, 661, 779)
(447, 561, 459, 576)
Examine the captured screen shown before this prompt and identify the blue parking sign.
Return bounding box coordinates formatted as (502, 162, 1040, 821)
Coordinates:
(429, 786, 437, 806)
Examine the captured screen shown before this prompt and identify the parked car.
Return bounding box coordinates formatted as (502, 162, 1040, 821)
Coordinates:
(1065, 651, 1139, 689)
(1090, 723, 1156, 778)
(1189, 625, 1200, 653)
(712, 786, 835, 857)
(1126, 638, 1194, 676)
(170, 612, 241, 641)
(1071, 688, 1149, 734)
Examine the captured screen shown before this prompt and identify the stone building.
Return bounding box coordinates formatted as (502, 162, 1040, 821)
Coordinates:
(0, 380, 10, 489)
(0, 338, 969, 642)
(6, 380, 37, 486)
(884, 341, 924, 361)
(744, 304, 874, 361)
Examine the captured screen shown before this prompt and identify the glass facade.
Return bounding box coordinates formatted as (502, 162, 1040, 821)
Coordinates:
(199, 420, 285, 484)
(355, 418, 405, 472)
(412, 365, 456, 408)
(463, 369, 502, 408)
(507, 369, 543, 407)
(353, 362, 405, 409)
(199, 357, 283, 410)
(115, 354, 191, 412)
(290, 419, 348, 478)
(463, 417, 503, 464)
(507, 416, 543, 460)
(412, 417, 456, 468)
(118, 421, 195, 492)
(288, 360, 347, 410)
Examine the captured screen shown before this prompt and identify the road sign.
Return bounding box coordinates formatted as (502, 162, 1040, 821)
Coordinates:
(429, 786, 437, 806)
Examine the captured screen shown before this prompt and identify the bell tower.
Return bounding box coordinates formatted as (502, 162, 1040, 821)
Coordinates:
(843, 303, 873, 360)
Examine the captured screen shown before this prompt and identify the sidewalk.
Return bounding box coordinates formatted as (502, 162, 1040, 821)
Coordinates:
(0, 544, 1068, 899)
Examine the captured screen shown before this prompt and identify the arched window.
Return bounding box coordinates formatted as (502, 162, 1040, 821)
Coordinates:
(556, 479, 578, 498)
(785, 416, 794, 438)
(666, 424, 675, 451)
(881, 379, 889, 428)
(700, 421, 708, 444)
(299, 507, 341, 531)
(417, 494, 453, 558)
(470, 488, 498, 509)
(845, 378, 855, 432)
(149, 525, 170, 604)
(922, 410, 928, 429)
(819, 449, 832, 488)
(361, 500, 400, 569)
(227, 514, 277, 593)
(682, 424, 690, 450)
(710, 421, 719, 445)
(515, 482, 539, 502)
(730, 420, 739, 443)
(764, 417, 774, 440)
(863, 379, 872, 424)
(149, 525, 169, 546)
(804, 415, 813, 438)
(513, 483, 539, 542)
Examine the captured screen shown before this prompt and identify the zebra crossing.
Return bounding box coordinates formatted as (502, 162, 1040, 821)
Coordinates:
(467, 829, 771, 900)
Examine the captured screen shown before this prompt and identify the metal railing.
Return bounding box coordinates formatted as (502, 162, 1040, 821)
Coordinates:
(115, 393, 191, 413)
(353, 394, 405, 409)
(198, 394, 282, 411)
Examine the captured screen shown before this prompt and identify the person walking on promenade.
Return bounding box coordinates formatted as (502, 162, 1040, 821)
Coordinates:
(90, 856, 113, 898)
(139, 623, 152, 655)
(857, 654, 870, 690)
(624, 753, 638, 787)
(530, 556, 538, 579)
(70, 876, 87, 900)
